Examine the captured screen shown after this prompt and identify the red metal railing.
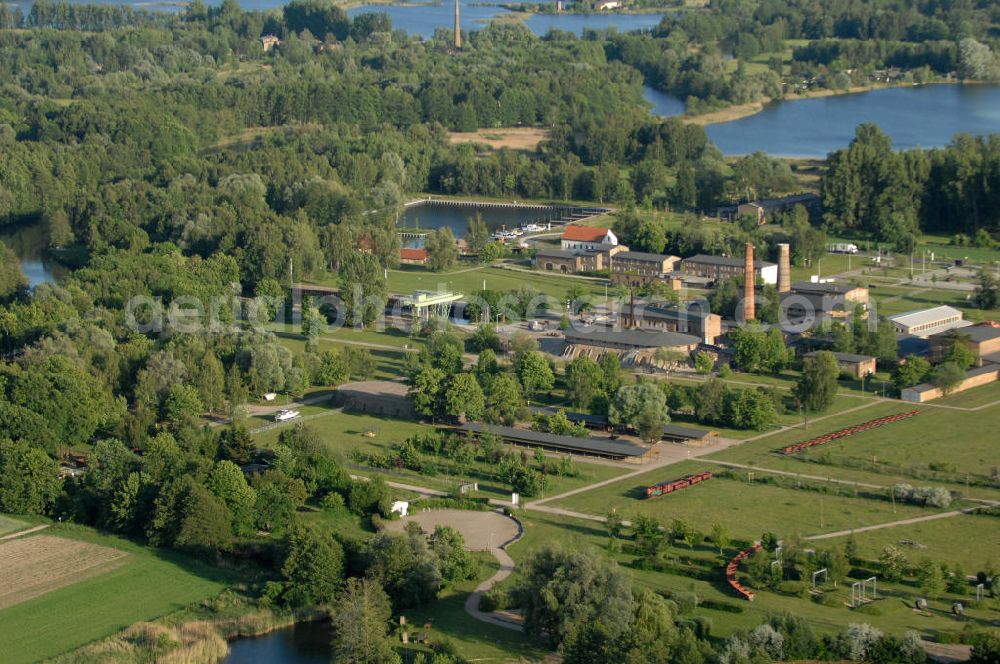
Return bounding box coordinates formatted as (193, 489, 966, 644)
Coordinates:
(781, 410, 920, 455)
(645, 471, 713, 498)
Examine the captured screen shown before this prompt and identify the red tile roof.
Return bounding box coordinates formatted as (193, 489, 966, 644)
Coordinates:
(400, 248, 428, 261)
(562, 225, 610, 242)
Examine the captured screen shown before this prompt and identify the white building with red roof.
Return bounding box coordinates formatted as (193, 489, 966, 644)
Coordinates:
(560, 225, 618, 251)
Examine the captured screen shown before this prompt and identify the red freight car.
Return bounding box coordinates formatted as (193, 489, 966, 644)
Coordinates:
(645, 471, 713, 498)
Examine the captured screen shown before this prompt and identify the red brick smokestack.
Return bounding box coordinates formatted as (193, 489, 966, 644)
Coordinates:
(777, 243, 791, 294)
(743, 242, 755, 322)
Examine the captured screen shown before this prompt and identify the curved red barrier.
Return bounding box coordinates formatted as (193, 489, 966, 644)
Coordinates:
(725, 543, 762, 601)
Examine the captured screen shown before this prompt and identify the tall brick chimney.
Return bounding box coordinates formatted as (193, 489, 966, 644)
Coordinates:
(743, 242, 755, 322)
(777, 243, 791, 294)
(454, 0, 461, 49)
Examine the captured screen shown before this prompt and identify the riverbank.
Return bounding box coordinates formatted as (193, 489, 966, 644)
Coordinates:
(681, 79, 960, 126)
(55, 597, 326, 664)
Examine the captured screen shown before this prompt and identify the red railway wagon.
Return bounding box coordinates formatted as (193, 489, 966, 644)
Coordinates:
(645, 471, 713, 498)
(782, 410, 920, 455)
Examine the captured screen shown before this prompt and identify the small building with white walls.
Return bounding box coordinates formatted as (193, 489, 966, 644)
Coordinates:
(391, 501, 409, 517)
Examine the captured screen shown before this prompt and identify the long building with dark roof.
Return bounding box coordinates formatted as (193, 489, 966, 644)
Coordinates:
(459, 423, 650, 460)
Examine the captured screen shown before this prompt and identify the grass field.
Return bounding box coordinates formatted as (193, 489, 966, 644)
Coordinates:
(821, 511, 1000, 572)
(709, 399, 1000, 489)
(505, 511, 996, 640)
(399, 553, 546, 660)
(0, 515, 27, 536)
(548, 460, 953, 540)
(252, 406, 633, 500)
(0, 526, 229, 664)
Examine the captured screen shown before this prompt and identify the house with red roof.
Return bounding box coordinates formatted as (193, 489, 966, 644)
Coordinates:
(399, 248, 428, 265)
(561, 225, 618, 251)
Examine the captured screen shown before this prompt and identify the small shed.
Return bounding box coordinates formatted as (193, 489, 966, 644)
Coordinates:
(391, 501, 409, 517)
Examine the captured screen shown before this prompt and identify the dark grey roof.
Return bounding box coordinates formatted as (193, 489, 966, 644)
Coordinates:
(943, 325, 1000, 343)
(564, 326, 701, 349)
(791, 281, 860, 295)
(459, 423, 648, 458)
(804, 350, 875, 364)
(615, 251, 678, 263)
(620, 303, 714, 321)
(753, 193, 820, 210)
(535, 249, 580, 259)
(683, 254, 776, 269)
(527, 408, 715, 441)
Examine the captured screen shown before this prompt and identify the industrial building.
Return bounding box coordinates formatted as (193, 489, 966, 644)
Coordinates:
(928, 323, 1000, 366)
(803, 351, 877, 379)
(889, 305, 971, 338)
(609, 251, 681, 287)
(681, 254, 778, 286)
(618, 302, 722, 345)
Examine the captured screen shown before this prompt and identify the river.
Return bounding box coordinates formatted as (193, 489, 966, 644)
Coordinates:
(0, 223, 65, 288)
(644, 83, 1000, 157)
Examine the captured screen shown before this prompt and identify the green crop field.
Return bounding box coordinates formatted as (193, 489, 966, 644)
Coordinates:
(548, 460, 952, 540)
(0, 526, 229, 664)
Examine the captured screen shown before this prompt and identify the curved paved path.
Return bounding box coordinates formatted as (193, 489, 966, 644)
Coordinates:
(383, 509, 525, 631)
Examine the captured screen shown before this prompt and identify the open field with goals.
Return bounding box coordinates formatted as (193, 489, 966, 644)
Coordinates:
(547, 460, 956, 539)
(0, 534, 129, 610)
(819, 511, 1000, 571)
(504, 512, 996, 641)
(0, 526, 229, 664)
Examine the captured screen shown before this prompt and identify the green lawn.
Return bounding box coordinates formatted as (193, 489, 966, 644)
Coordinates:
(399, 553, 547, 661)
(307, 263, 608, 302)
(548, 460, 951, 541)
(0, 514, 27, 536)
(505, 512, 997, 640)
(928, 380, 1000, 408)
(0, 525, 229, 664)
(820, 511, 1000, 572)
(252, 407, 632, 500)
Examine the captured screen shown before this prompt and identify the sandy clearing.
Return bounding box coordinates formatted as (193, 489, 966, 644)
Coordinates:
(0, 535, 129, 610)
(447, 127, 549, 152)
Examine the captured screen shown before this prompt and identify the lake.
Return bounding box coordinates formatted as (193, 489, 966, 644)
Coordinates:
(348, 1, 665, 38)
(7, 0, 665, 36)
(0, 223, 65, 288)
(642, 83, 1000, 158)
(399, 200, 563, 240)
(223, 622, 332, 664)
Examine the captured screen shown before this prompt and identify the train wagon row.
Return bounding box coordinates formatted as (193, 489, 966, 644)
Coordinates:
(645, 471, 713, 498)
(781, 410, 920, 455)
(726, 543, 762, 601)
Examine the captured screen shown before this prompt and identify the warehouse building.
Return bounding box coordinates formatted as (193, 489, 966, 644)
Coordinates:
(889, 305, 971, 338)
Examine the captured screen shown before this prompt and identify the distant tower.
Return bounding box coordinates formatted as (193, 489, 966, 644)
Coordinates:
(742, 242, 756, 322)
(556, 0, 564, 11)
(454, 0, 461, 49)
(777, 243, 791, 294)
